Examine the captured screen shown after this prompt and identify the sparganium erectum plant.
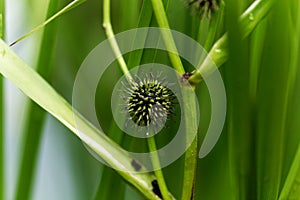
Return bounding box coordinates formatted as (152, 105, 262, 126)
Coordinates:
(2, 0, 296, 200)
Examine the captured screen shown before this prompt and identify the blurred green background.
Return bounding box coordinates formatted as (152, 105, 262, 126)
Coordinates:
(2, 0, 300, 199)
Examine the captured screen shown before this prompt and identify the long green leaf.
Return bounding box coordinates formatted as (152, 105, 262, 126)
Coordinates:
(225, 0, 254, 198)
(279, 1, 300, 198)
(249, 20, 267, 99)
(256, 1, 291, 198)
(0, 39, 172, 200)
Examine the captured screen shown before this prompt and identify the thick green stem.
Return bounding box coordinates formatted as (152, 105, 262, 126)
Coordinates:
(180, 85, 198, 200)
(188, 0, 273, 85)
(147, 136, 171, 200)
(150, 0, 185, 74)
(150, 1, 200, 199)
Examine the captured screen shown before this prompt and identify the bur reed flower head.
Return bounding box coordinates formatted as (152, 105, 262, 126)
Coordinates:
(124, 73, 176, 130)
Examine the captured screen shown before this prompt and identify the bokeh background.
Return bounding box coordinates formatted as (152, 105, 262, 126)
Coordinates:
(3, 0, 300, 200)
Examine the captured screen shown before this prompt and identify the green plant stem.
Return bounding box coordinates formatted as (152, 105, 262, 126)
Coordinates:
(9, 0, 86, 46)
(14, 0, 60, 199)
(0, 39, 166, 200)
(188, 0, 273, 85)
(180, 85, 198, 200)
(147, 136, 171, 200)
(0, 1, 4, 199)
(150, 0, 185, 74)
(150, 1, 199, 199)
(102, 0, 132, 82)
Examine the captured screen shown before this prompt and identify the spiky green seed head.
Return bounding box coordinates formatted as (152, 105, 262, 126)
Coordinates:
(125, 75, 176, 129)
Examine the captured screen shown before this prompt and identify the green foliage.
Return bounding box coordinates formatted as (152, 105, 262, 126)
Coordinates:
(1, 0, 300, 199)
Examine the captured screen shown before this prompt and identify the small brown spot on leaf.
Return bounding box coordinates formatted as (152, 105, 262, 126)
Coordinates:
(131, 159, 142, 171)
